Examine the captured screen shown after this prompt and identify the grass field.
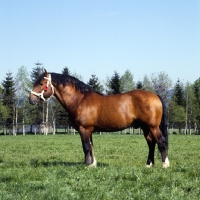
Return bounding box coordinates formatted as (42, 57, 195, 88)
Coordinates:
(0, 134, 200, 200)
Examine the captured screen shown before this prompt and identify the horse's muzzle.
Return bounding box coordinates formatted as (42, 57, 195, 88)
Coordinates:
(29, 96, 39, 105)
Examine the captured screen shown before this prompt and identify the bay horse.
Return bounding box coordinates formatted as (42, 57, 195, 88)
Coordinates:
(29, 70, 170, 168)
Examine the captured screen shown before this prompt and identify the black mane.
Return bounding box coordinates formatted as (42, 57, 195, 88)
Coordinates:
(33, 72, 46, 87)
(34, 72, 101, 95)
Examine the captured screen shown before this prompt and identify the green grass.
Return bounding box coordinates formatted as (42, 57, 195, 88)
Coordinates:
(0, 134, 200, 200)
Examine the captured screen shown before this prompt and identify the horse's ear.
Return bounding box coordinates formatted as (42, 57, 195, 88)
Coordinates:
(44, 69, 48, 76)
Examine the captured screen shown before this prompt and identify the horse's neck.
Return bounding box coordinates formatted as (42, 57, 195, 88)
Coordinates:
(54, 84, 83, 112)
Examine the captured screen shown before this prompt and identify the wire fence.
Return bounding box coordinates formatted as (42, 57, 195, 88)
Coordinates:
(0, 124, 199, 135)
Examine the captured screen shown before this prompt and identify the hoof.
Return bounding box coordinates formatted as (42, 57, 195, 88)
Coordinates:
(146, 162, 153, 168)
(162, 157, 170, 168)
(88, 157, 97, 168)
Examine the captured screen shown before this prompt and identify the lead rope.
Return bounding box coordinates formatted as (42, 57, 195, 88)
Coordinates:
(31, 74, 54, 102)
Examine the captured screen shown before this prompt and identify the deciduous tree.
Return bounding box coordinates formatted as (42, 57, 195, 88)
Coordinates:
(150, 72, 172, 102)
(15, 66, 32, 135)
(168, 100, 186, 134)
(120, 70, 135, 93)
(142, 75, 153, 92)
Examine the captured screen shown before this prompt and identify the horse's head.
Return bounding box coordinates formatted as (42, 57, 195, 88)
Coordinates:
(29, 69, 54, 105)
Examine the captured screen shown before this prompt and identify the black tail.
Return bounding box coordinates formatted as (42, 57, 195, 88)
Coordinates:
(158, 95, 168, 149)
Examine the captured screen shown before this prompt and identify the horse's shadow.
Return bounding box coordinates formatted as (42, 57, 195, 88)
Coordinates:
(42, 161, 83, 167)
(30, 159, 108, 168)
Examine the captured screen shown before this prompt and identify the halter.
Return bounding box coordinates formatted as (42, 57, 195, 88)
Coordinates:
(31, 74, 54, 102)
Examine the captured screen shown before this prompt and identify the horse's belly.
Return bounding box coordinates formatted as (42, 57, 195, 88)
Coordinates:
(95, 115, 134, 132)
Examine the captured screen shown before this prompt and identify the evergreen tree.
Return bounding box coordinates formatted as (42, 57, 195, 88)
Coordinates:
(30, 62, 44, 84)
(62, 67, 71, 75)
(107, 71, 121, 94)
(173, 79, 185, 106)
(136, 81, 143, 89)
(2, 72, 16, 128)
(168, 79, 186, 134)
(87, 74, 104, 93)
(0, 86, 9, 129)
(2, 72, 16, 106)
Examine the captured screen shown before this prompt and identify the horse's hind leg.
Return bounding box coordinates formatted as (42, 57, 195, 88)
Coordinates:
(150, 127, 170, 168)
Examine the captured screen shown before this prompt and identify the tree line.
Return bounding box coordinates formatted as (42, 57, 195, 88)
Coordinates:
(0, 63, 200, 135)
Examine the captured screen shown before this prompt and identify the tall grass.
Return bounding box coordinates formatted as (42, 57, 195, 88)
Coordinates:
(0, 134, 199, 199)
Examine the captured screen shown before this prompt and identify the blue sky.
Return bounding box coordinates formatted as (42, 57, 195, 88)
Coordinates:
(0, 0, 199, 85)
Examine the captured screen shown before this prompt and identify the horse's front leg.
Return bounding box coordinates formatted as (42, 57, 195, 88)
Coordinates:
(79, 127, 96, 167)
